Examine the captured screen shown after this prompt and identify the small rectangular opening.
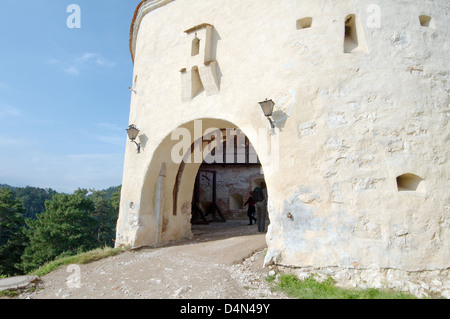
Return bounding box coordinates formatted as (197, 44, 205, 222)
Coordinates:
(191, 66, 204, 97)
(396, 173, 425, 192)
(297, 17, 313, 30)
(344, 14, 358, 53)
(191, 37, 200, 56)
(230, 194, 243, 210)
(419, 15, 435, 28)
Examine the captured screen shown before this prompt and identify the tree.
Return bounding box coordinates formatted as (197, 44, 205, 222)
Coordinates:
(110, 186, 121, 212)
(101, 185, 121, 200)
(90, 190, 118, 247)
(13, 186, 57, 219)
(21, 189, 98, 273)
(0, 187, 27, 276)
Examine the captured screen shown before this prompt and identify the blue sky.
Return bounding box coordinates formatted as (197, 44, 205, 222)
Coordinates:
(0, 0, 141, 193)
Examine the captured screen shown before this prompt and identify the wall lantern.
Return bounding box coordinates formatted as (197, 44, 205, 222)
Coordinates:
(259, 99, 275, 134)
(126, 124, 141, 153)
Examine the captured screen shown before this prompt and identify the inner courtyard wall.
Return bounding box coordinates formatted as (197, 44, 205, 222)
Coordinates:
(196, 164, 263, 221)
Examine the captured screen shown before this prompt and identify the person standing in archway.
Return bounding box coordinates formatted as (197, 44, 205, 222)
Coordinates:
(243, 191, 257, 225)
(254, 182, 267, 232)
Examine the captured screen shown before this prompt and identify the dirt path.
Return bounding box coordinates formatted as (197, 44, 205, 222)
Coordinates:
(21, 220, 288, 299)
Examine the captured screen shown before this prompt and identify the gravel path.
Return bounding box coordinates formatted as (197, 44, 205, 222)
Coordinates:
(21, 220, 288, 299)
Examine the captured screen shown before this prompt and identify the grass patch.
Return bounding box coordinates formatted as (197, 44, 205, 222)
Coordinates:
(29, 246, 127, 277)
(0, 289, 21, 298)
(268, 273, 417, 299)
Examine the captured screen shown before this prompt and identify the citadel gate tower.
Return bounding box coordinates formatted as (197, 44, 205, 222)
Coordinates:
(116, 0, 449, 277)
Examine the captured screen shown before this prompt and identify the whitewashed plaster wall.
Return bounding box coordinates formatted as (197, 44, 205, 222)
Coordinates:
(116, 0, 449, 272)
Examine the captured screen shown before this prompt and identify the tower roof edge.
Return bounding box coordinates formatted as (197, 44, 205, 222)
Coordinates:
(129, 0, 175, 63)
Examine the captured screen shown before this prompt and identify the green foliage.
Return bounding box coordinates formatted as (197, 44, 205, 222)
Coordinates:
(0, 188, 28, 276)
(89, 189, 119, 248)
(29, 246, 126, 277)
(21, 189, 99, 273)
(0, 183, 122, 277)
(13, 186, 57, 219)
(0, 184, 57, 220)
(99, 185, 121, 201)
(269, 273, 417, 299)
(110, 186, 121, 212)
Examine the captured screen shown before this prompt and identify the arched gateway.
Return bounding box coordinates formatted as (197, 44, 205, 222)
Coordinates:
(116, 0, 449, 287)
(116, 118, 275, 248)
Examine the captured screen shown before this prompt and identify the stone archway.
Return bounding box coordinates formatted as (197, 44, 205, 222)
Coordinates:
(124, 118, 272, 248)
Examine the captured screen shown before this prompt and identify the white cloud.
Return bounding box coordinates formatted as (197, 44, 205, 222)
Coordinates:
(94, 56, 117, 68)
(49, 52, 116, 76)
(75, 52, 117, 68)
(95, 122, 123, 131)
(0, 104, 22, 119)
(95, 135, 125, 147)
(76, 53, 96, 63)
(64, 65, 80, 75)
(47, 58, 60, 65)
(93, 122, 126, 146)
(0, 135, 27, 146)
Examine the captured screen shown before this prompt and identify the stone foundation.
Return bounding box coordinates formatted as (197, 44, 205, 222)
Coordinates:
(272, 265, 450, 298)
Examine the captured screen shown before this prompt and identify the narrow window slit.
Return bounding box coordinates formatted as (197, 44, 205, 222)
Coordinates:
(344, 14, 358, 53)
(191, 37, 200, 56)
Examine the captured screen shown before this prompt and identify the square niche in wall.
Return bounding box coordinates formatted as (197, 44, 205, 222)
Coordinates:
(419, 15, 435, 28)
(396, 173, 425, 192)
(297, 17, 313, 30)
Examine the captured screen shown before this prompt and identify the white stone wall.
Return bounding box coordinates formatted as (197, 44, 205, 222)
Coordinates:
(117, 0, 449, 273)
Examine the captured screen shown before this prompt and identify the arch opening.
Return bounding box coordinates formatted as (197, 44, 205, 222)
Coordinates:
(191, 137, 265, 225)
(138, 118, 270, 246)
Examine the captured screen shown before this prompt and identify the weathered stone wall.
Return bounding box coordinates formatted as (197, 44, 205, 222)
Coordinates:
(117, 0, 449, 274)
(196, 164, 263, 220)
(273, 265, 450, 299)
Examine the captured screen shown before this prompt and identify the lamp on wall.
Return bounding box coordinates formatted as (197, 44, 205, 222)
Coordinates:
(258, 99, 275, 134)
(126, 124, 141, 153)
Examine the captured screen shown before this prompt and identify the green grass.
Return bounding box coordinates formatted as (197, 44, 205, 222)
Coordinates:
(29, 246, 127, 277)
(0, 247, 127, 298)
(268, 273, 417, 299)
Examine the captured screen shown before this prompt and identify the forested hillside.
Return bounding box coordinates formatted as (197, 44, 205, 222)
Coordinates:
(0, 184, 121, 277)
